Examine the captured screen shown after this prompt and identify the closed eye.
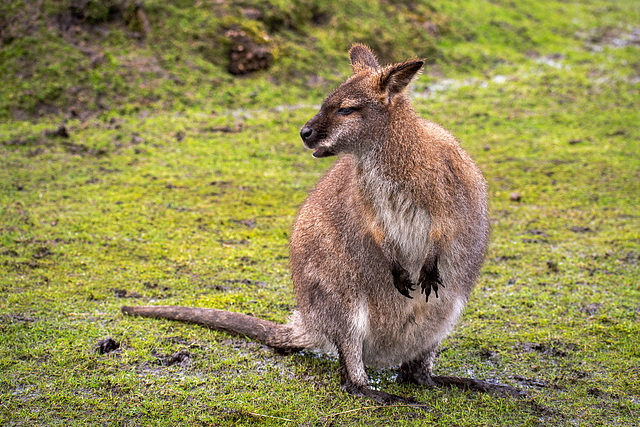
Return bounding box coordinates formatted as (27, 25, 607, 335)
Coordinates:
(336, 107, 356, 116)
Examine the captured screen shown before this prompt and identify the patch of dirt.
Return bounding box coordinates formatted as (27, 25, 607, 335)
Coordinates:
(0, 314, 37, 323)
(230, 218, 256, 229)
(581, 26, 640, 49)
(580, 303, 603, 316)
(1, 135, 41, 147)
(619, 251, 639, 265)
(546, 260, 559, 272)
(4, 260, 44, 271)
(512, 375, 555, 389)
(4, 125, 107, 157)
(513, 340, 576, 358)
(44, 125, 70, 138)
(203, 125, 243, 133)
(587, 387, 607, 397)
(32, 247, 54, 259)
(112, 288, 142, 298)
(220, 239, 250, 246)
(522, 238, 548, 244)
(94, 337, 120, 354)
(477, 349, 501, 361)
(524, 229, 549, 236)
(151, 349, 192, 367)
(493, 255, 519, 262)
(570, 226, 592, 233)
(221, 278, 267, 288)
(162, 336, 201, 347)
(143, 281, 170, 291)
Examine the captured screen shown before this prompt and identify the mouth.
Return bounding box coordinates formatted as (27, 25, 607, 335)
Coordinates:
(312, 146, 335, 158)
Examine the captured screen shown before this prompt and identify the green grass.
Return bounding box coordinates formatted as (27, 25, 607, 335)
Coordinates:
(1, 0, 640, 425)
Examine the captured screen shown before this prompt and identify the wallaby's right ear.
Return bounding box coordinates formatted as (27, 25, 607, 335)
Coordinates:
(349, 44, 379, 73)
(378, 60, 424, 104)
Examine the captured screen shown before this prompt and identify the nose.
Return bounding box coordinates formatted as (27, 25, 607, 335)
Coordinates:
(300, 126, 313, 142)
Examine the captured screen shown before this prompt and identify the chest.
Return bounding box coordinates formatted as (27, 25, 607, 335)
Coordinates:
(359, 171, 432, 280)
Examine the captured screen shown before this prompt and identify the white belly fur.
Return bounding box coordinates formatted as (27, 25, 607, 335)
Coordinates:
(362, 294, 466, 368)
(361, 167, 432, 282)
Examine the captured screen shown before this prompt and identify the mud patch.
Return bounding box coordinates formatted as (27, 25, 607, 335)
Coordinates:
(581, 26, 640, 50)
(522, 238, 548, 244)
(152, 349, 192, 367)
(203, 125, 243, 133)
(32, 247, 54, 259)
(44, 125, 70, 139)
(0, 314, 37, 323)
(546, 260, 559, 272)
(222, 278, 267, 288)
(94, 337, 120, 354)
(112, 288, 142, 298)
(619, 251, 639, 265)
(512, 375, 554, 389)
(493, 255, 519, 263)
(513, 341, 576, 358)
(162, 336, 204, 348)
(524, 229, 548, 237)
(571, 226, 592, 233)
(580, 303, 603, 316)
(230, 218, 256, 229)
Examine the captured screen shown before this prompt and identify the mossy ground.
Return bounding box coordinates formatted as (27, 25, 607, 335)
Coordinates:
(1, 0, 639, 425)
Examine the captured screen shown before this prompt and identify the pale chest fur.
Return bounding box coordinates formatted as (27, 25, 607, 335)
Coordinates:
(358, 162, 431, 282)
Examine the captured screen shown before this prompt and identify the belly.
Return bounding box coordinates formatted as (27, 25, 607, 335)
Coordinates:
(361, 294, 466, 368)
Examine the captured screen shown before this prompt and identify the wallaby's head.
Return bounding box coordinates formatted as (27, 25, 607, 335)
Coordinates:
(300, 44, 424, 158)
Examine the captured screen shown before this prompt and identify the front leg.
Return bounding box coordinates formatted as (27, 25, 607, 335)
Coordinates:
(374, 232, 416, 299)
(391, 259, 415, 299)
(418, 246, 443, 302)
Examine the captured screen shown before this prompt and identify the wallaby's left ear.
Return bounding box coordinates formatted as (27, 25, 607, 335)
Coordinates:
(379, 60, 424, 103)
(349, 44, 379, 73)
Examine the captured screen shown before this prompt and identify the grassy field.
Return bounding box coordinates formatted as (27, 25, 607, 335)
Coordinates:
(1, 0, 639, 425)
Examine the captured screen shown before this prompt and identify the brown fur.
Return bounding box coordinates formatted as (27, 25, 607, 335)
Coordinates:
(123, 45, 523, 403)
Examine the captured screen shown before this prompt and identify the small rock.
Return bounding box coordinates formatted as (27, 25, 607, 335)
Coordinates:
(510, 192, 522, 202)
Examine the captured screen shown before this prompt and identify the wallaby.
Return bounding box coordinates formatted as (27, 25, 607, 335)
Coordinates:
(122, 44, 522, 404)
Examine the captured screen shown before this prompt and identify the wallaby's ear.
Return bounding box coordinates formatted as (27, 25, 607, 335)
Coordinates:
(349, 44, 379, 73)
(378, 60, 424, 103)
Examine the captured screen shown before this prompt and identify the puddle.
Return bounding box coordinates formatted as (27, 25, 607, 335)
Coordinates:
(580, 26, 640, 51)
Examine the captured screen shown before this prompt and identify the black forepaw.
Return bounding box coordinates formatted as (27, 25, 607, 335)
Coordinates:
(419, 257, 444, 303)
(392, 260, 415, 299)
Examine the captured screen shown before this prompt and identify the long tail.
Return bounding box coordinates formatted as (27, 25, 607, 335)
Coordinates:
(121, 305, 306, 353)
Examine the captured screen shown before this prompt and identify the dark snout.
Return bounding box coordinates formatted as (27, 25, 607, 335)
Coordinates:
(299, 115, 319, 149)
(300, 116, 335, 158)
(300, 126, 314, 144)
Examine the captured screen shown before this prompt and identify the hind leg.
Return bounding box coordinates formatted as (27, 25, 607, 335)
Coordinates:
(336, 337, 417, 405)
(396, 349, 437, 387)
(397, 350, 524, 398)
